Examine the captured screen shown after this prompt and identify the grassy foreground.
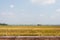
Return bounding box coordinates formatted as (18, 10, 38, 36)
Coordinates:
(0, 25, 60, 36)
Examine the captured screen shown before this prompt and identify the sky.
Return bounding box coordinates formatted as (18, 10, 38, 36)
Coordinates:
(0, 0, 60, 25)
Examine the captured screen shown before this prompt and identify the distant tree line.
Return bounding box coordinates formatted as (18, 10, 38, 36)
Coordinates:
(37, 24, 42, 26)
(0, 23, 8, 26)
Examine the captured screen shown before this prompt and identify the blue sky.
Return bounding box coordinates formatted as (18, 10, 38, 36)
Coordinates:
(0, 0, 60, 25)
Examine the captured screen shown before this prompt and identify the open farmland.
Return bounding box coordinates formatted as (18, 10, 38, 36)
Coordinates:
(0, 25, 60, 36)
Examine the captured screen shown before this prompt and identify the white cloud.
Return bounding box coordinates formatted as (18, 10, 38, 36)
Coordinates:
(1, 12, 16, 18)
(56, 9, 60, 12)
(40, 14, 44, 17)
(39, 14, 48, 19)
(50, 13, 60, 19)
(50, 16, 55, 19)
(31, 0, 56, 5)
(10, 4, 14, 8)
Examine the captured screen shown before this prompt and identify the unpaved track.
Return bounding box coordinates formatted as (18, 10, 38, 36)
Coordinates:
(0, 36, 60, 40)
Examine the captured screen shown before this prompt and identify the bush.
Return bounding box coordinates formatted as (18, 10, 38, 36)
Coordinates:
(37, 24, 42, 26)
